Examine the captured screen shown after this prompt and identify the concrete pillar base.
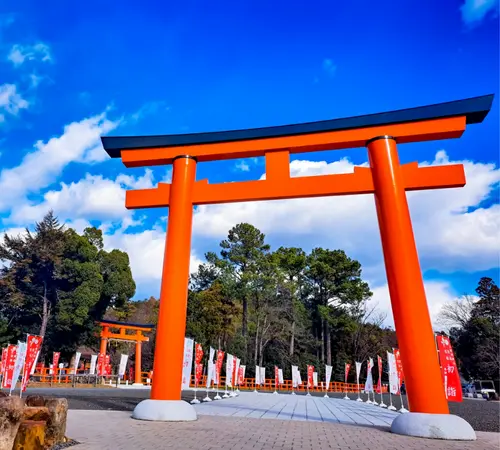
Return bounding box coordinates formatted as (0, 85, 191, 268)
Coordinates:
(132, 383, 144, 387)
(132, 399, 197, 422)
(391, 413, 476, 441)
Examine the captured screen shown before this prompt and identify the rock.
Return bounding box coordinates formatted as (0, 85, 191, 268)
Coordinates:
(44, 398, 68, 447)
(25, 395, 45, 407)
(13, 420, 45, 450)
(0, 396, 24, 450)
(23, 406, 50, 422)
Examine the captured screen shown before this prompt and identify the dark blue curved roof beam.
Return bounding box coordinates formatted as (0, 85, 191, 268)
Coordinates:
(101, 94, 494, 167)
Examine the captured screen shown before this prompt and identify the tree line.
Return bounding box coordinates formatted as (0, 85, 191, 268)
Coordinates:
(438, 277, 499, 382)
(0, 212, 497, 384)
(0, 212, 136, 358)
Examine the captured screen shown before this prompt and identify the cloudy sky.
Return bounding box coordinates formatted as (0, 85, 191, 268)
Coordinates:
(0, 0, 498, 327)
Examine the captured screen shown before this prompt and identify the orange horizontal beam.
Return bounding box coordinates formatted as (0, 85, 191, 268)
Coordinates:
(99, 322, 153, 332)
(120, 116, 466, 167)
(101, 330, 149, 342)
(125, 163, 465, 209)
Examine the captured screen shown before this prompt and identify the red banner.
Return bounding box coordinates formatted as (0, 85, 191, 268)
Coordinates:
(22, 335, 43, 392)
(436, 335, 462, 402)
(0, 348, 7, 377)
(52, 352, 60, 377)
(238, 366, 244, 385)
(344, 363, 351, 383)
(2, 345, 18, 389)
(105, 355, 111, 375)
(195, 363, 203, 385)
(215, 350, 224, 384)
(307, 365, 314, 388)
(393, 348, 404, 393)
(274, 366, 279, 387)
(195, 343, 203, 365)
(233, 359, 238, 387)
(97, 353, 105, 376)
(376, 356, 383, 394)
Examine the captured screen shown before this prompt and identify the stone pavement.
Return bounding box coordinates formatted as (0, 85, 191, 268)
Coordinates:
(66, 392, 500, 449)
(191, 391, 399, 426)
(67, 410, 499, 450)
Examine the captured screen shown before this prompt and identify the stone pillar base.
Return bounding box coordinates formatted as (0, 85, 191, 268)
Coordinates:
(391, 413, 476, 440)
(132, 400, 197, 422)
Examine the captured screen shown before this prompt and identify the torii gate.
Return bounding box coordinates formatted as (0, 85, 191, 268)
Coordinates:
(101, 94, 493, 439)
(99, 319, 154, 385)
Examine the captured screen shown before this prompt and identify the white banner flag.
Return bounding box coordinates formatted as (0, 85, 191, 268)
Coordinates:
(355, 361, 362, 385)
(241, 365, 246, 381)
(260, 367, 266, 385)
(297, 370, 302, 385)
(313, 371, 318, 387)
(255, 366, 261, 385)
(118, 354, 129, 377)
(89, 355, 98, 375)
(181, 338, 194, 389)
(278, 368, 284, 384)
(387, 351, 399, 394)
(73, 352, 82, 375)
(364, 358, 374, 393)
(209, 347, 215, 363)
(226, 354, 234, 387)
(206, 361, 214, 388)
(10, 341, 27, 394)
(325, 365, 333, 390)
(291, 365, 299, 388)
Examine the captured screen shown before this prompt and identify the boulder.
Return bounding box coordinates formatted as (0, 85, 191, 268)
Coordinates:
(22, 406, 50, 422)
(13, 420, 45, 450)
(25, 396, 45, 407)
(44, 398, 68, 447)
(0, 396, 24, 450)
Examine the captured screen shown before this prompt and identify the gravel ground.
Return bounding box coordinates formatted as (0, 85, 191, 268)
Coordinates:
(21, 387, 500, 433)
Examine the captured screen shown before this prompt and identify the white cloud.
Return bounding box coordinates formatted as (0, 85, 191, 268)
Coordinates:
(235, 160, 250, 172)
(193, 151, 500, 279)
(322, 58, 337, 76)
(460, 0, 499, 25)
(129, 101, 169, 123)
(28, 73, 44, 88)
(0, 111, 119, 211)
(369, 280, 463, 329)
(8, 169, 154, 226)
(0, 83, 29, 121)
(8, 42, 52, 66)
(103, 225, 204, 294)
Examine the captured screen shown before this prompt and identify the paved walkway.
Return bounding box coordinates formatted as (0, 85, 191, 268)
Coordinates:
(191, 391, 398, 427)
(67, 392, 500, 449)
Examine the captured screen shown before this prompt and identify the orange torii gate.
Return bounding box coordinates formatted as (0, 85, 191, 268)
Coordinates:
(99, 320, 153, 385)
(102, 94, 493, 438)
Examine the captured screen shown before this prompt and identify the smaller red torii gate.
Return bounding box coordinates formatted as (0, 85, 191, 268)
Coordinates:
(99, 320, 154, 385)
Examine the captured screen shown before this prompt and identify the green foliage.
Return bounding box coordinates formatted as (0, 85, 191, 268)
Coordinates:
(452, 277, 499, 381)
(186, 222, 396, 381)
(0, 211, 136, 360)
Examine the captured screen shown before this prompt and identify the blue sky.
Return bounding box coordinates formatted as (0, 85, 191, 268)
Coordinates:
(0, 0, 498, 326)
